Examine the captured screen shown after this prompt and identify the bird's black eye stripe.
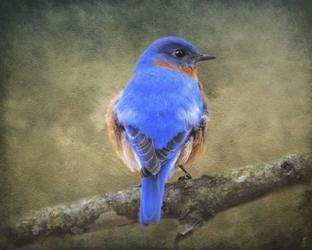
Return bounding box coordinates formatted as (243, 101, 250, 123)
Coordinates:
(174, 49, 185, 58)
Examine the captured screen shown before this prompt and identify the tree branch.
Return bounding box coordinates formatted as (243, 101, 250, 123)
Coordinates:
(7, 152, 312, 245)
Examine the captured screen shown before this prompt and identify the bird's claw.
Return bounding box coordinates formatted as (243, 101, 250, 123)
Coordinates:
(178, 165, 193, 181)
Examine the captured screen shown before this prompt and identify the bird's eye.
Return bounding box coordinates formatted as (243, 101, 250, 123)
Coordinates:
(173, 49, 185, 58)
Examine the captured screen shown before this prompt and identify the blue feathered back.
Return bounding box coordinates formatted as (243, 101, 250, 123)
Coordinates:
(114, 36, 207, 225)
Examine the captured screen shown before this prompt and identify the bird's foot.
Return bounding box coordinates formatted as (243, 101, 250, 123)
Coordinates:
(178, 165, 192, 181)
(133, 183, 141, 188)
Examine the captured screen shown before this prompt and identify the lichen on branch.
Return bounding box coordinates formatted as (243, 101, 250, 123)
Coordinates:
(7, 152, 312, 245)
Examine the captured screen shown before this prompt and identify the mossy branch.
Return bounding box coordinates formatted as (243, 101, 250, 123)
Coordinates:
(7, 152, 312, 245)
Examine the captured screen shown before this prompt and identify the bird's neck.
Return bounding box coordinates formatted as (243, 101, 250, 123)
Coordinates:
(134, 51, 198, 80)
(153, 60, 198, 80)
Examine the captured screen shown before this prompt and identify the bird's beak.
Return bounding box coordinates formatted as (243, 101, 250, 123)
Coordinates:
(195, 53, 216, 63)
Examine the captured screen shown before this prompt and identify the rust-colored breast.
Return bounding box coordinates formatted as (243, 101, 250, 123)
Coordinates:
(177, 81, 209, 167)
(105, 92, 140, 172)
(105, 93, 123, 156)
(198, 81, 208, 111)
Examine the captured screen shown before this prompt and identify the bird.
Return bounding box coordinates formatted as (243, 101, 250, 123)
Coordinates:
(105, 36, 215, 225)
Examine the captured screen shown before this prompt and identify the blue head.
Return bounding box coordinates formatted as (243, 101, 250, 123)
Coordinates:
(135, 36, 216, 72)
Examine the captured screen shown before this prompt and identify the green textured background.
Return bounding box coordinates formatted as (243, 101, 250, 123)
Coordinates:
(1, 0, 311, 249)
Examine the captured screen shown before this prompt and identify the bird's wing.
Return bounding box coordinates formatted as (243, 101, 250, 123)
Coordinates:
(125, 125, 192, 177)
(155, 130, 189, 165)
(106, 93, 190, 176)
(125, 125, 161, 176)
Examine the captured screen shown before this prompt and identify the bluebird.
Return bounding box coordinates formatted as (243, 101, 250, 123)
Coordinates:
(105, 36, 215, 225)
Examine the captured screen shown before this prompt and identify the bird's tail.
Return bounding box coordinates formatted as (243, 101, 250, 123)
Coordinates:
(139, 162, 172, 225)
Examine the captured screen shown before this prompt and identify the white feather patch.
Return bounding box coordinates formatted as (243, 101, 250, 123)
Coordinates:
(177, 102, 201, 128)
(120, 134, 141, 172)
(179, 137, 194, 164)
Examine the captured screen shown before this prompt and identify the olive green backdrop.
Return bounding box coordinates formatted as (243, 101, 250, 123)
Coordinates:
(1, 0, 311, 249)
